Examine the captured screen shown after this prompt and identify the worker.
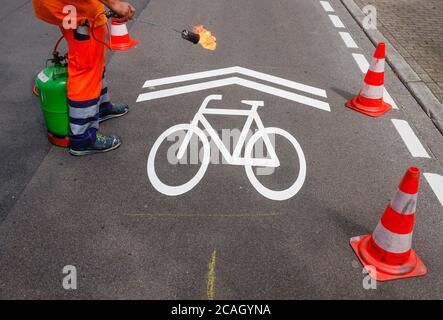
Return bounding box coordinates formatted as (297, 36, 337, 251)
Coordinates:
(32, 0, 136, 156)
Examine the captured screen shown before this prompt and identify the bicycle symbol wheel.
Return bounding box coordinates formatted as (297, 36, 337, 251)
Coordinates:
(244, 127, 307, 201)
(147, 124, 211, 196)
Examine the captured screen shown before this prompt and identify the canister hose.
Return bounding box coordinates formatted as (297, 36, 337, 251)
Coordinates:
(91, 11, 113, 50)
(91, 10, 200, 49)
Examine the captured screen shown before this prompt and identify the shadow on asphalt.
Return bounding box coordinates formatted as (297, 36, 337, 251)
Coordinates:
(330, 86, 355, 101)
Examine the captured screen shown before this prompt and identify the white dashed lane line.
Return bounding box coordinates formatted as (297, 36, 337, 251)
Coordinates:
(351, 53, 398, 109)
(320, 1, 442, 207)
(351, 53, 369, 72)
(328, 15, 345, 28)
(339, 32, 359, 48)
(383, 90, 398, 109)
(321, 3, 399, 110)
(391, 119, 431, 158)
(320, 1, 334, 12)
(424, 173, 443, 206)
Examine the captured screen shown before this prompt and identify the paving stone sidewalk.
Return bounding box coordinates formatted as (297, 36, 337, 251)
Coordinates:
(354, 0, 443, 104)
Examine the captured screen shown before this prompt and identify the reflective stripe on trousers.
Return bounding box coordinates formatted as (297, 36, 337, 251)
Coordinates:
(69, 69, 112, 148)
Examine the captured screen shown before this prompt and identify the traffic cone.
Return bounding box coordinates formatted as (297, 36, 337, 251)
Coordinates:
(107, 18, 138, 51)
(346, 42, 392, 117)
(350, 166, 428, 281)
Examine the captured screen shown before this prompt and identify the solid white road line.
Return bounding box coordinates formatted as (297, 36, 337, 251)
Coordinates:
(328, 15, 345, 28)
(391, 119, 431, 158)
(339, 32, 358, 48)
(143, 66, 327, 98)
(424, 173, 443, 206)
(352, 53, 399, 109)
(320, 1, 334, 12)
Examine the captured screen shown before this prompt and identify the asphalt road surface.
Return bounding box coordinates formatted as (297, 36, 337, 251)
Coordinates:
(0, 0, 151, 222)
(1, 0, 443, 299)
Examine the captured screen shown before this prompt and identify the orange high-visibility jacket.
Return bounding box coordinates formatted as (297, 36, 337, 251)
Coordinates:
(32, 0, 107, 27)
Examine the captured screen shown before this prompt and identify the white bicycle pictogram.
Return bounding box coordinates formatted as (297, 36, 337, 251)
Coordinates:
(147, 94, 307, 201)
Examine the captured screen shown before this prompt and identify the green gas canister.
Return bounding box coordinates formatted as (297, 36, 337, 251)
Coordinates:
(35, 60, 70, 147)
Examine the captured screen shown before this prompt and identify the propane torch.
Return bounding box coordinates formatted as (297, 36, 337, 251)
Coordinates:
(105, 10, 201, 45)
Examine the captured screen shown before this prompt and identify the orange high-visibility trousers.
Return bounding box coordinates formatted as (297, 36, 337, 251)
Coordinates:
(61, 24, 111, 148)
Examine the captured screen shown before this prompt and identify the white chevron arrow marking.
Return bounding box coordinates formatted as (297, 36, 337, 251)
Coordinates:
(143, 66, 327, 98)
(137, 66, 330, 111)
(137, 76, 330, 111)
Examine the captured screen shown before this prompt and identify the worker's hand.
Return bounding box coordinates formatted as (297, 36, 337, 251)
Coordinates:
(107, 1, 136, 22)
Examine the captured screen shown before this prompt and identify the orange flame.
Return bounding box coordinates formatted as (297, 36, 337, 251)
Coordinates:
(193, 25, 217, 50)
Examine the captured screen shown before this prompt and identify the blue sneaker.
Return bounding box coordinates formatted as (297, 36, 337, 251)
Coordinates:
(99, 103, 129, 123)
(69, 134, 122, 156)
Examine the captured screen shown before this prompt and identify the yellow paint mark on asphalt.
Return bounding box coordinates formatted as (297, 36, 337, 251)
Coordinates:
(207, 250, 217, 300)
